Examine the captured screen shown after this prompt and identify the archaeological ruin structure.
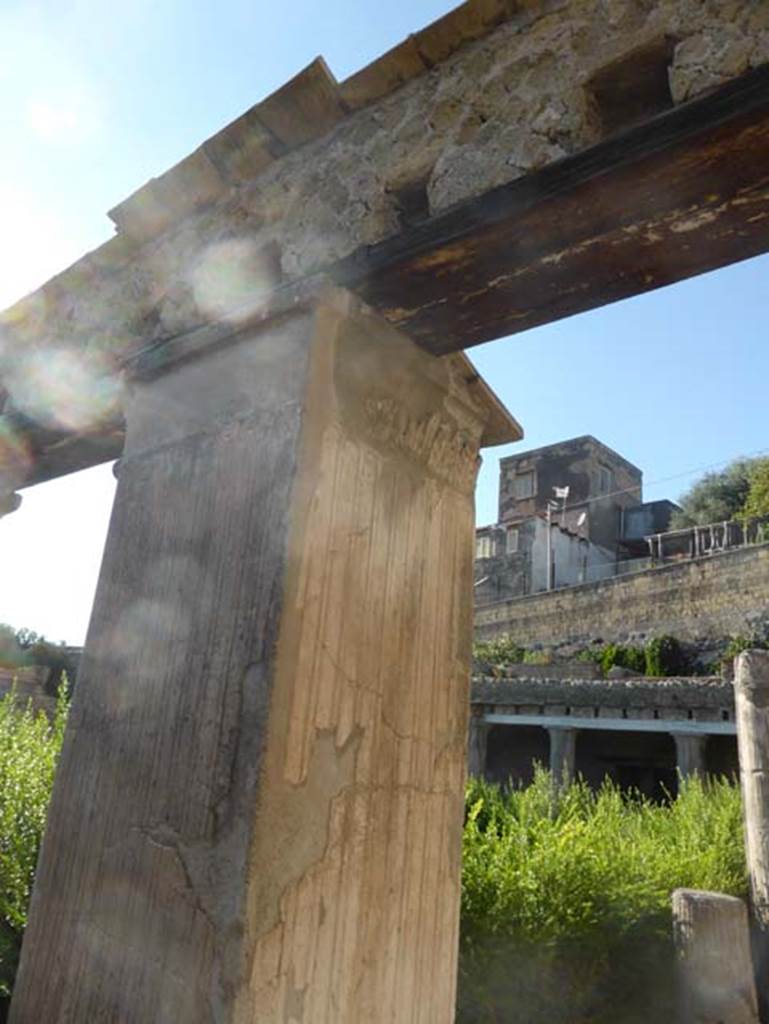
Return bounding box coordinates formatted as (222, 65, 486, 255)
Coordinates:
(469, 673, 739, 798)
(3, 1, 769, 1020)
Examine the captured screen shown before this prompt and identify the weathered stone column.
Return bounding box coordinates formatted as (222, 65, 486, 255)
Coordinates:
(672, 732, 707, 780)
(548, 726, 577, 789)
(9, 287, 518, 1023)
(467, 710, 489, 778)
(734, 650, 769, 1016)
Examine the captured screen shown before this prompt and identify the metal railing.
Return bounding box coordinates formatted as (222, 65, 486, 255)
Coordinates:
(646, 514, 769, 563)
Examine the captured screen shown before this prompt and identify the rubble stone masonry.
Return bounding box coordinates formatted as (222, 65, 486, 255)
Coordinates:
(475, 542, 769, 652)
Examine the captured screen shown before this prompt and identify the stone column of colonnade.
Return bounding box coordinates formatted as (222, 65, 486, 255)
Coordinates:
(672, 732, 708, 780)
(467, 711, 489, 777)
(9, 287, 519, 1023)
(548, 726, 709, 786)
(548, 726, 577, 789)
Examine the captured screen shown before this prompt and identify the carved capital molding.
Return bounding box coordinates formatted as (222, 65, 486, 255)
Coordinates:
(363, 396, 481, 492)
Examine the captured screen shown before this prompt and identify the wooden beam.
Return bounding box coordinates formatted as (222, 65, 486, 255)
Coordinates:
(336, 64, 769, 355)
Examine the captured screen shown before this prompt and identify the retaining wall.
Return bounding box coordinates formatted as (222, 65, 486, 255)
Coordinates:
(474, 543, 769, 653)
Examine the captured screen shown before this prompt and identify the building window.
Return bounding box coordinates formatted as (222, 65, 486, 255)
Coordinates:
(476, 534, 493, 560)
(506, 527, 519, 554)
(512, 470, 535, 500)
(597, 465, 614, 496)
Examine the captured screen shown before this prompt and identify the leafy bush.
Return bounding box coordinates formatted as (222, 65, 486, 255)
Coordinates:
(645, 635, 685, 677)
(741, 458, 769, 522)
(574, 647, 602, 665)
(473, 635, 524, 670)
(521, 650, 551, 665)
(600, 643, 645, 675)
(0, 686, 69, 1005)
(724, 633, 769, 660)
(670, 458, 758, 529)
(459, 771, 746, 1023)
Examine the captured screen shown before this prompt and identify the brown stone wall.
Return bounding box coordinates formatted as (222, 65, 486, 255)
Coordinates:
(475, 543, 769, 651)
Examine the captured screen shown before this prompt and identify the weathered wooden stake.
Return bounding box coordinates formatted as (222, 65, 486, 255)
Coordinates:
(9, 287, 519, 1023)
(672, 888, 759, 1024)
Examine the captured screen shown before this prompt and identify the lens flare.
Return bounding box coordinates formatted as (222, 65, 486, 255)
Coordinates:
(190, 237, 277, 323)
(6, 347, 121, 433)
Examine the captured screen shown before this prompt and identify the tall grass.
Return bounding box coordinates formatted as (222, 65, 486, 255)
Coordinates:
(459, 770, 747, 1023)
(0, 691, 748, 1022)
(0, 687, 68, 1004)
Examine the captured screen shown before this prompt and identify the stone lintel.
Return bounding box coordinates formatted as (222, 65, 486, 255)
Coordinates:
(471, 675, 735, 712)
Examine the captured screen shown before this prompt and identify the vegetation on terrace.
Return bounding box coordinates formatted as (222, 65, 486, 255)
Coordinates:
(474, 629, 769, 677)
(474, 633, 686, 676)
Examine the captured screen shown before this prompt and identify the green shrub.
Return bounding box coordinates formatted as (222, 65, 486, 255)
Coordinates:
(600, 643, 645, 675)
(645, 635, 685, 677)
(0, 686, 69, 1003)
(574, 648, 602, 665)
(724, 633, 769, 660)
(521, 650, 551, 665)
(459, 771, 746, 1023)
(740, 458, 769, 522)
(473, 635, 525, 669)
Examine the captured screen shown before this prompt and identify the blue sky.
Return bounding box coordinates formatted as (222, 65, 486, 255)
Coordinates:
(0, 0, 767, 644)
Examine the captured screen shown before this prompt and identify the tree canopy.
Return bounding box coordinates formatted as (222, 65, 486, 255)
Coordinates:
(670, 456, 769, 528)
(743, 459, 769, 521)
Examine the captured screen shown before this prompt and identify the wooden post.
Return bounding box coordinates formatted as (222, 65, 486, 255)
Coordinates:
(9, 287, 520, 1023)
(467, 711, 489, 778)
(548, 726, 577, 790)
(673, 733, 707, 780)
(672, 888, 759, 1024)
(735, 649, 769, 1017)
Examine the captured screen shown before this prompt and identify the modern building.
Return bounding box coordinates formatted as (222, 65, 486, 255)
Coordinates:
(475, 435, 679, 604)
